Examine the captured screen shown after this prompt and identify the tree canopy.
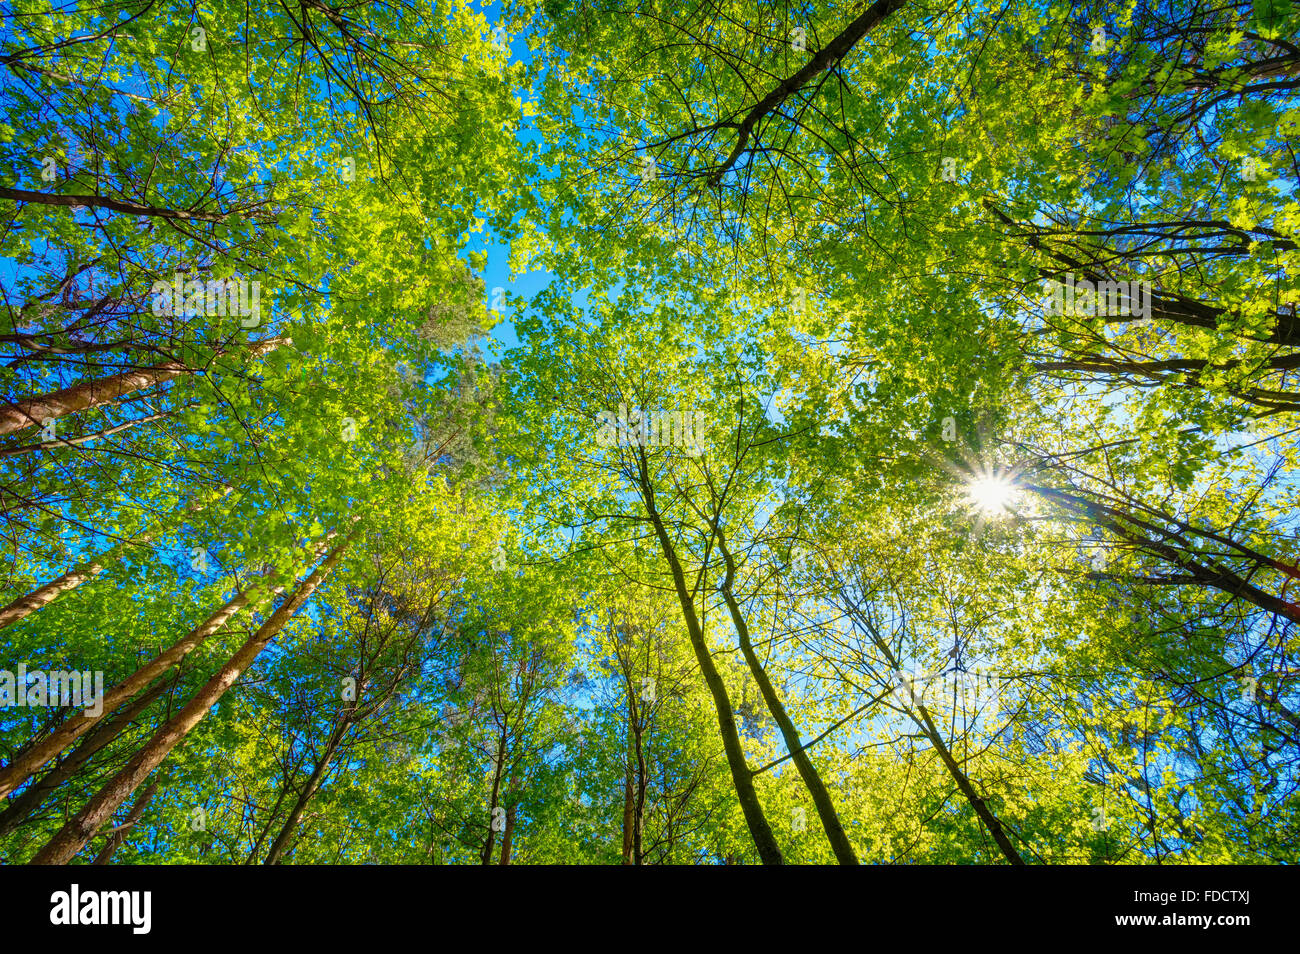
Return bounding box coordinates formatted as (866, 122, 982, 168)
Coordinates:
(0, 0, 1297, 866)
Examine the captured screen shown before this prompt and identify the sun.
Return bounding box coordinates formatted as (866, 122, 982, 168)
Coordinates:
(966, 474, 1019, 516)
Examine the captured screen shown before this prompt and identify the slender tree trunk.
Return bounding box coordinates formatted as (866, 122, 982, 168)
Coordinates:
(632, 700, 647, 865)
(263, 722, 348, 865)
(497, 760, 524, 865)
(0, 677, 170, 837)
(92, 777, 160, 864)
(636, 456, 783, 863)
(859, 616, 1024, 864)
(0, 485, 232, 631)
(912, 703, 1025, 864)
(481, 733, 508, 865)
(0, 554, 114, 631)
(716, 532, 859, 864)
(619, 671, 647, 865)
(621, 747, 636, 864)
(0, 337, 286, 436)
(498, 799, 517, 865)
(0, 582, 269, 800)
(244, 769, 296, 865)
(0, 359, 187, 436)
(28, 536, 351, 864)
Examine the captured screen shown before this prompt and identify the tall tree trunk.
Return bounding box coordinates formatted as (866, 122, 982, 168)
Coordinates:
(244, 771, 296, 865)
(912, 703, 1025, 864)
(0, 359, 186, 436)
(0, 336, 286, 436)
(262, 721, 348, 865)
(0, 552, 115, 631)
(480, 734, 508, 865)
(0, 485, 232, 631)
(92, 777, 160, 864)
(498, 760, 524, 865)
(498, 801, 517, 865)
(28, 536, 351, 864)
(0, 582, 269, 800)
(632, 696, 647, 865)
(619, 673, 647, 865)
(716, 532, 859, 864)
(636, 456, 783, 863)
(856, 611, 1025, 864)
(0, 677, 170, 837)
(620, 749, 636, 864)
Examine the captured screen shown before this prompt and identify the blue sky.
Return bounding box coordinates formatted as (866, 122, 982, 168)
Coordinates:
(473, 0, 553, 364)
